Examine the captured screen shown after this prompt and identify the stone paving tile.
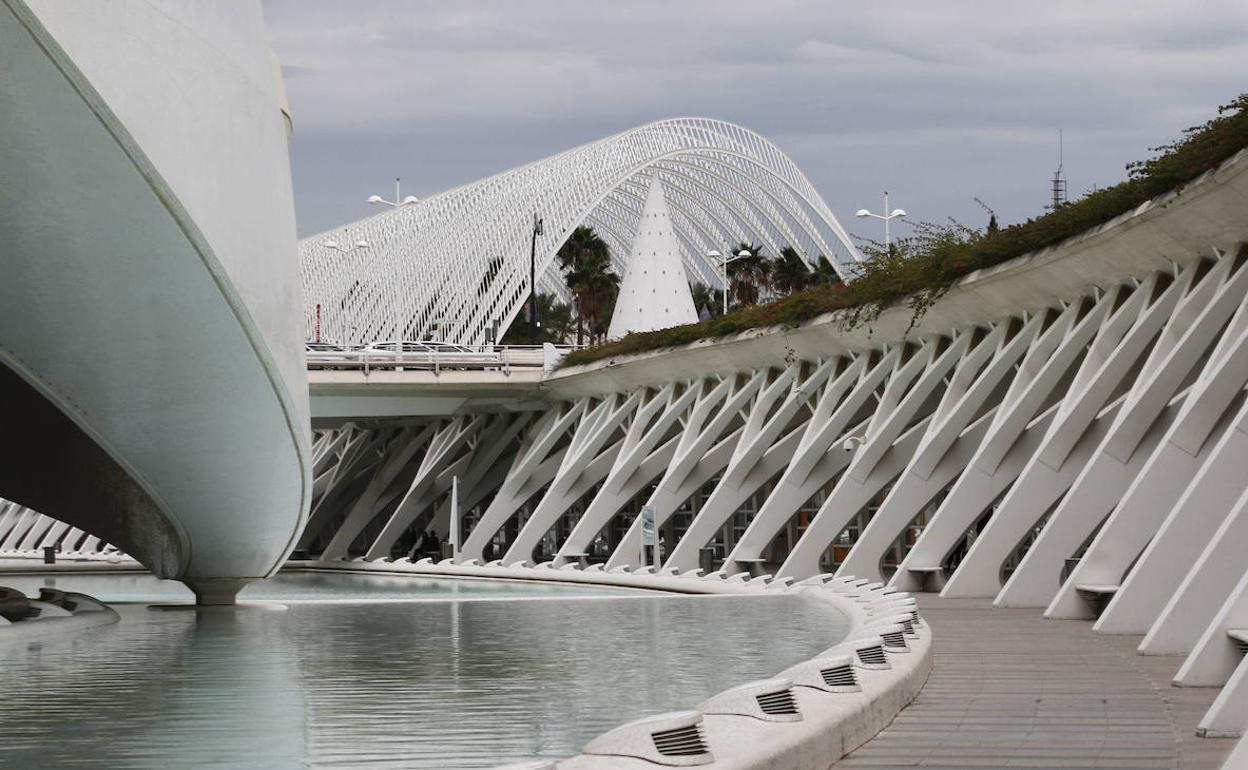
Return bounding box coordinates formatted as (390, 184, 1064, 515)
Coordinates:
(832, 596, 1233, 770)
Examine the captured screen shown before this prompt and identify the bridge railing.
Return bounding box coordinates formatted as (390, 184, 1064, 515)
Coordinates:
(306, 344, 580, 373)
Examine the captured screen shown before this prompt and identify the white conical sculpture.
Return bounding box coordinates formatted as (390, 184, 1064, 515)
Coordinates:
(607, 176, 699, 339)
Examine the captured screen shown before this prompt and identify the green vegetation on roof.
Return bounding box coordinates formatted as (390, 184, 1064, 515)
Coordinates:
(561, 94, 1248, 369)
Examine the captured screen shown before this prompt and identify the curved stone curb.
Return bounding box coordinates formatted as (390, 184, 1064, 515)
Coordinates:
(0, 604, 118, 643)
(295, 559, 932, 769)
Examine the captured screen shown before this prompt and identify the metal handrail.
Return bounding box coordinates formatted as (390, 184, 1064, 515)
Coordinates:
(306, 343, 581, 372)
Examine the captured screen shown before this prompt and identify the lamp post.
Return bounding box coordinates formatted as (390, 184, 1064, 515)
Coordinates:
(323, 236, 370, 345)
(529, 213, 544, 345)
(367, 177, 420, 208)
(855, 192, 907, 251)
(708, 248, 752, 315)
(322, 237, 369, 253)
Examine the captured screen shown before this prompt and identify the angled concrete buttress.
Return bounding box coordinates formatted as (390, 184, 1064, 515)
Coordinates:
(0, 1, 310, 604)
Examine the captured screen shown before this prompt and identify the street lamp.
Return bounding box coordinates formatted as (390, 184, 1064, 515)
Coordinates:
(321, 237, 369, 344)
(855, 191, 907, 251)
(529, 213, 544, 345)
(708, 248, 752, 316)
(323, 238, 369, 253)
(367, 177, 420, 208)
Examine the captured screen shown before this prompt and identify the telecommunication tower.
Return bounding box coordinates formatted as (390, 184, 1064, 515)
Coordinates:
(1049, 129, 1068, 211)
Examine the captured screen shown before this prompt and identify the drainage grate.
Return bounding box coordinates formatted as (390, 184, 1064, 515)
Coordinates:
(820, 664, 858, 689)
(881, 630, 908, 650)
(858, 645, 887, 666)
(755, 689, 799, 716)
(651, 724, 709, 757)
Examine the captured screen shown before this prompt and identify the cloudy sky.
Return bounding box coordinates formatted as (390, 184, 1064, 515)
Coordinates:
(263, 0, 1248, 244)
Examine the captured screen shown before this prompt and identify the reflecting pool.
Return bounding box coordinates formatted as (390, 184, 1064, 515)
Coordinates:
(0, 571, 849, 768)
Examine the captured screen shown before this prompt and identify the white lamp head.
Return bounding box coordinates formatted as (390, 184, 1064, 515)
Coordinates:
(402, 196, 420, 204)
(737, 249, 752, 257)
(890, 208, 907, 218)
(707, 249, 722, 259)
(855, 209, 872, 218)
(367, 195, 385, 204)
(354, 240, 369, 249)
(323, 239, 339, 250)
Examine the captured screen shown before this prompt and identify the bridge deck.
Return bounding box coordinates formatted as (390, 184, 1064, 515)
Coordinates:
(835, 596, 1234, 769)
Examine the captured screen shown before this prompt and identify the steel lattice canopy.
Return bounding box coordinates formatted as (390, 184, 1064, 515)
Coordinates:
(299, 118, 861, 347)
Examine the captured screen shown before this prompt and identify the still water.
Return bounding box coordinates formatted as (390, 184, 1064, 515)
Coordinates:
(0, 571, 849, 769)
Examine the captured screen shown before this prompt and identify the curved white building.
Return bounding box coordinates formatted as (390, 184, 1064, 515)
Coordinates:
(299, 118, 861, 347)
(0, 0, 309, 603)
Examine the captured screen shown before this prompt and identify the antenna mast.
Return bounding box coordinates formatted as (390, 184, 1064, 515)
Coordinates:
(1049, 129, 1068, 211)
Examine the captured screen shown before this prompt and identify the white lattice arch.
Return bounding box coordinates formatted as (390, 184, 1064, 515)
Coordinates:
(300, 118, 862, 347)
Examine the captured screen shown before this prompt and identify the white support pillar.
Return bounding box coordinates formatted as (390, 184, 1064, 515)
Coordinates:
(842, 319, 1036, 581)
(1142, 461, 1248, 654)
(665, 359, 838, 571)
(364, 414, 490, 559)
(14, 512, 55, 552)
(503, 390, 643, 562)
(1197, 654, 1248, 738)
(298, 427, 389, 550)
(892, 294, 1117, 590)
(777, 333, 969, 579)
(320, 423, 442, 560)
(459, 401, 584, 559)
(0, 508, 39, 551)
(1223, 734, 1248, 768)
(1175, 527, 1248, 687)
(722, 352, 893, 569)
(555, 383, 696, 563)
(1091, 290, 1248, 632)
(1043, 252, 1248, 617)
(941, 268, 1187, 599)
(604, 372, 766, 569)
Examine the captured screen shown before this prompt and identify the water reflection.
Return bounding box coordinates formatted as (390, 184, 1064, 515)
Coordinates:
(0, 573, 848, 768)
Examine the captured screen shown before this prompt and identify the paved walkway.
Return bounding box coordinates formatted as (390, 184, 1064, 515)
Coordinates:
(835, 596, 1235, 769)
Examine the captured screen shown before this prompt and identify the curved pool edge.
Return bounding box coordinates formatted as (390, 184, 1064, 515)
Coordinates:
(297, 558, 933, 770)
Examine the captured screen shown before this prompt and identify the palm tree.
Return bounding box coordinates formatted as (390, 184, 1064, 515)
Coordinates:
(569, 266, 619, 343)
(772, 246, 812, 296)
(500, 292, 574, 344)
(726, 241, 770, 306)
(690, 282, 719, 319)
(811, 255, 843, 287)
(557, 226, 617, 344)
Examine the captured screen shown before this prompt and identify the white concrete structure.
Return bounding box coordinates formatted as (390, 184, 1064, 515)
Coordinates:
(607, 176, 699, 339)
(0, 1, 309, 603)
(0, 501, 124, 561)
(301, 146, 1248, 756)
(299, 118, 860, 347)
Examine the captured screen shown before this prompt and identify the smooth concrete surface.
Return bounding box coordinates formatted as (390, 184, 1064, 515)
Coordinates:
(833, 595, 1235, 770)
(0, 1, 310, 598)
(308, 368, 545, 423)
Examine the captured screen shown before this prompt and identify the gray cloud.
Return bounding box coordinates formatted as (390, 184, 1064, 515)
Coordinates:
(262, 0, 1248, 241)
